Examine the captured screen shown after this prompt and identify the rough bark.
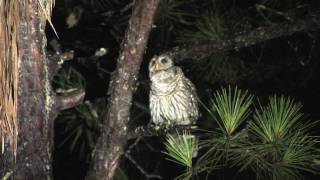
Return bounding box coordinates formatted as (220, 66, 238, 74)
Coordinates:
(6, 1, 54, 179)
(85, 0, 160, 179)
(167, 16, 320, 62)
(0, 1, 84, 179)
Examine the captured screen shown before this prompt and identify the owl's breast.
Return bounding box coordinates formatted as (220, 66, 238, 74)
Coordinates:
(149, 78, 198, 125)
(149, 66, 199, 126)
(150, 69, 178, 94)
(150, 74, 180, 96)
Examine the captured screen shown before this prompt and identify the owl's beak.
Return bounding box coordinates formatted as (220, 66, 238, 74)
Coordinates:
(154, 62, 161, 71)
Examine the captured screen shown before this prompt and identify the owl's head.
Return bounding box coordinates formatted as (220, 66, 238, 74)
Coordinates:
(149, 55, 174, 73)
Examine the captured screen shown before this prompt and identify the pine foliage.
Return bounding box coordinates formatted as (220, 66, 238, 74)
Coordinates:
(164, 87, 320, 180)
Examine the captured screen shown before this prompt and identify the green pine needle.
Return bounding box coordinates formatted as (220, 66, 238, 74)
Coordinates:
(240, 96, 319, 180)
(250, 96, 303, 143)
(195, 91, 319, 180)
(212, 86, 253, 136)
(163, 131, 197, 168)
(282, 133, 318, 173)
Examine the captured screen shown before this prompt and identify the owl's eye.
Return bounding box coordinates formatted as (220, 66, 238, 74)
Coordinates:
(160, 58, 168, 64)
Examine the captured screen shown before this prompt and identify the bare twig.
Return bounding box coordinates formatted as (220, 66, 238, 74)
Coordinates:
(126, 137, 142, 154)
(133, 101, 149, 112)
(123, 137, 162, 179)
(124, 153, 162, 179)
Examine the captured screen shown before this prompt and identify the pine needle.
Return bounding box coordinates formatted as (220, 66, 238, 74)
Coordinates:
(37, 0, 58, 38)
(212, 86, 253, 136)
(163, 131, 197, 168)
(0, 0, 19, 156)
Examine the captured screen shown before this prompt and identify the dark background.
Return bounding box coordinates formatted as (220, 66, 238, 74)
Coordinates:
(47, 0, 320, 179)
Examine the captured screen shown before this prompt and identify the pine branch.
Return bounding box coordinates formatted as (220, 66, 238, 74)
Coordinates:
(167, 16, 320, 62)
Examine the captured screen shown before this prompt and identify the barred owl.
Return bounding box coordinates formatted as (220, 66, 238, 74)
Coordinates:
(149, 55, 199, 127)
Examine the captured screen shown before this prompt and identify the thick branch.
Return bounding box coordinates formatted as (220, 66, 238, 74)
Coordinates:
(85, 0, 160, 179)
(56, 89, 85, 110)
(168, 16, 320, 62)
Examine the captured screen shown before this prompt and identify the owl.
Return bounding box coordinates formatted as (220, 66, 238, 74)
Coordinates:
(149, 55, 199, 128)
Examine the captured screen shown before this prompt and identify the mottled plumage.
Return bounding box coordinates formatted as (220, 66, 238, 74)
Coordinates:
(149, 55, 199, 127)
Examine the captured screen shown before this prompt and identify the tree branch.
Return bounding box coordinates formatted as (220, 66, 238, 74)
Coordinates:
(85, 0, 160, 179)
(127, 125, 200, 140)
(56, 89, 85, 110)
(167, 16, 320, 62)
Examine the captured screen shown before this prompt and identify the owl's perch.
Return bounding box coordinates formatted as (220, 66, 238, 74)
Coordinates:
(167, 15, 320, 62)
(127, 125, 199, 140)
(85, 1, 160, 179)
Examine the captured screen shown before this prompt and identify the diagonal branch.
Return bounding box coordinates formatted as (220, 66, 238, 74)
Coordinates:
(85, 0, 160, 179)
(167, 16, 320, 62)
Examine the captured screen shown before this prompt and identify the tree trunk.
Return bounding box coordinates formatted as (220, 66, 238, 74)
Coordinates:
(85, 0, 160, 179)
(1, 1, 55, 179)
